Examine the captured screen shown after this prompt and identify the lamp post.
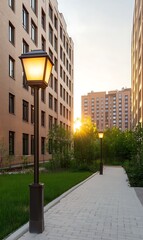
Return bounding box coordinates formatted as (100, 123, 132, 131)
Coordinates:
(19, 50, 53, 233)
(98, 132, 104, 175)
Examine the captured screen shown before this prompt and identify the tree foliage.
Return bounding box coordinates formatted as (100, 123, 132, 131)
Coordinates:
(46, 119, 143, 173)
(74, 118, 99, 169)
(103, 127, 134, 164)
(47, 125, 73, 169)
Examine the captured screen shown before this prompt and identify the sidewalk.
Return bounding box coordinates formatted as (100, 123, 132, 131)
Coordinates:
(8, 167, 143, 240)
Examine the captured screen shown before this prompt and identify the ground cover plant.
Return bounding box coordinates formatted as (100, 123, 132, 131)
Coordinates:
(0, 171, 91, 240)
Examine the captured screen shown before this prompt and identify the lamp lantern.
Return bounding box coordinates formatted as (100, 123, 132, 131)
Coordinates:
(19, 49, 53, 88)
(98, 132, 104, 139)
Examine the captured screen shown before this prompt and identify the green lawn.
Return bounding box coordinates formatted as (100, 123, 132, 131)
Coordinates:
(0, 171, 91, 239)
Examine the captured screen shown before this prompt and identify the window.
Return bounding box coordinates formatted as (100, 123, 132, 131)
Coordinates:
(69, 111, 71, 121)
(60, 26, 62, 40)
(63, 34, 65, 47)
(63, 53, 65, 65)
(31, 20, 37, 44)
(63, 89, 65, 101)
(31, 0, 37, 14)
(66, 92, 68, 104)
(54, 35, 58, 52)
(63, 106, 65, 117)
(41, 9, 46, 30)
(31, 105, 34, 124)
(48, 139, 52, 154)
(69, 80, 71, 91)
(22, 39, 29, 53)
(69, 48, 71, 60)
(54, 98, 57, 112)
(9, 131, 15, 155)
(60, 46, 63, 60)
(49, 48, 53, 61)
(23, 133, 29, 155)
(60, 84, 62, 98)
(23, 73, 28, 90)
(41, 89, 45, 102)
(31, 135, 34, 155)
(63, 71, 65, 82)
(69, 64, 71, 75)
(9, 0, 15, 11)
(9, 22, 15, 45)
(49, 74, 53, 88)
(54, 118, 57, 126)
(54, 78, 57, 93)
(9, 56, 15, 79)
(60, 66, 63, 78)
(23, 100, 29, 122)
(66, 76, 68, 86)
(66, 109, 68, 119)
(66, 41, 68, 54)
(41, 137, 45, 154)
(22, 5, 29, 32)
(9, 93, 15, 114)
(60, 103, 62, 115)
(66, 59, 68, 71)
(49, 4, 53, 21)
(41, 111, 45, 127)
(41, 35, 46, 51)
(54, 57, 57, 72)
(49, 93, 53, 109)
(49, 115, 53, 130)
(69, 96, 71, 107)
(54, 15, 58, 30)
(49, 24, 53, 45)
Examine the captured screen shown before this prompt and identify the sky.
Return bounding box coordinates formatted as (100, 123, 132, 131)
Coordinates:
(58, 0, 135, 120)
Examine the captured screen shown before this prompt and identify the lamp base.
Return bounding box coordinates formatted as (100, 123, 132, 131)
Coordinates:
(100, 162, 103, 175)
(29, 183, 44, 233)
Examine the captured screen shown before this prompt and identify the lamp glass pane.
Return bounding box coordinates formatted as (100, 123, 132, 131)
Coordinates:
(98, 132, 104, 139)
(22, 57, 46, 81)
(44, 59, 53, 85)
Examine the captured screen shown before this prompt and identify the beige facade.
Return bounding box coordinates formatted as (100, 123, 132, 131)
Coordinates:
(0, 0, 74, 166)
(132, 0, 143, 127)
(81, 88, 131, 131)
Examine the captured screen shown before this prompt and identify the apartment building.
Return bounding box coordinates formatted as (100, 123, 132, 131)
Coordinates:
(132, 0, 143, 127)
(0, 0, 74, 166)
(81, 88, 131, 131)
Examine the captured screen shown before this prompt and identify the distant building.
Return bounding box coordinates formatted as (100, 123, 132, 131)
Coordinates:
(81, 88, 131, 131)
(131, 0, 143, 127)
(0, 0, 74, 166)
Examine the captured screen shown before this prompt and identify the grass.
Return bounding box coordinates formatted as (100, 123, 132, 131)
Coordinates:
(0, 171, 91, 240)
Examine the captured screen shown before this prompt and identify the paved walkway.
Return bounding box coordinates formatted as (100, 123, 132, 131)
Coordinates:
(9, 167, 143, 240)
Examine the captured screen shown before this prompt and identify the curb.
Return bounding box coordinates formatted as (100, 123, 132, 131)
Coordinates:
(5, 171, 98, 240)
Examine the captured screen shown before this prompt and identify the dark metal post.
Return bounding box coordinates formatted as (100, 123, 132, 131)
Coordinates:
(29, 87, 44, 233)
(34, 87, 39, 184)
(100, 138, 103, 175)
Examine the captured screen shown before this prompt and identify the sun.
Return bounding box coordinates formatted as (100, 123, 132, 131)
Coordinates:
(74, 118, 82, 132)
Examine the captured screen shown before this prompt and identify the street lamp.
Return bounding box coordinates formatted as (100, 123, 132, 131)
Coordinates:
(98, 132, 104, 175)
(19, 50, 53, 233)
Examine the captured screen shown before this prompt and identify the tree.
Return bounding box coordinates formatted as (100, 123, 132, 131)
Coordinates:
(47, 125, 73, 169)
(102, 128, 134, 164)
(132, 123, 143, 165)
(74, 118, 98, 168)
